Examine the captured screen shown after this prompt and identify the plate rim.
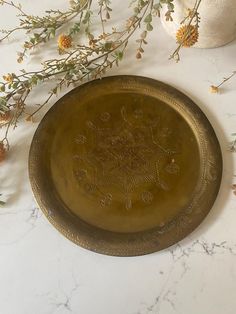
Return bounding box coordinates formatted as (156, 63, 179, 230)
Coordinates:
(28, 75, 223, 256)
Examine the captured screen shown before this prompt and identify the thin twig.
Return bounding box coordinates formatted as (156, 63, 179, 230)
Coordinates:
(217, 71, 236, 88)
(169, 0, 202, 62)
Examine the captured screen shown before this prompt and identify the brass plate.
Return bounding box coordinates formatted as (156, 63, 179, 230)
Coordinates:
(29, 76, 222, 256)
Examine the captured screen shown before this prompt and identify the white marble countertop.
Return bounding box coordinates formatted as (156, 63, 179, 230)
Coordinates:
(0, 1, 236, 314)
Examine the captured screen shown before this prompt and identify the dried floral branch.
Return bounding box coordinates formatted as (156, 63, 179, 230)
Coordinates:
(210, 71, 236, 94)
(169, 0, 202, 62)
(1, 0, 169, 155)
(0, 0, 91, 61)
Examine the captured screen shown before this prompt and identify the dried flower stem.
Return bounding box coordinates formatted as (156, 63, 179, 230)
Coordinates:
(1, 0, 164, 147)
(169, 0, 202, 62)
(0, 0, 90, 61)
(98, 0, 112, 34)
(215, 71, 236, 89)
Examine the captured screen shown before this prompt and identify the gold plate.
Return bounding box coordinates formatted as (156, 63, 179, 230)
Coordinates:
(29, 76, 222, 256)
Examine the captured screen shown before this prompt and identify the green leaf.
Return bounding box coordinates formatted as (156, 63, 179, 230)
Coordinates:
(0, 97, 7, 105)
(30, 75, 38, 85)
(83, 10, 91, 24)
(146, 23, 153, 31)
(0, 194, 5, 206)
(50, 28, 56, 37)
(12, 82, 18, 89)
(144, 13, 152, 23)
(115, 50, 123, 61)
(104, 41, 113, 51)
(34, 33, 40, 40)
(139, 0, 145, 7)
(0, 84, 5, 92)
(153, 3, 161, 10)
(168, 3, 174, 10)
(52, 87, 58, 94)
(30, 37, 36, 44)
(70, 22, 80, 35)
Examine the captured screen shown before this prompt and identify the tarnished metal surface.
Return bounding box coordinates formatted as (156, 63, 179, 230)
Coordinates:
(29, 76, 222, 256)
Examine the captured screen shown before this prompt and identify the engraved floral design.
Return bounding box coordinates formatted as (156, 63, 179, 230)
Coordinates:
(73, 107, 180, 209)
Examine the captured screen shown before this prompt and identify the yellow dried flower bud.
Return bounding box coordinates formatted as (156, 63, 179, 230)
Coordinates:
(58, 34, 72, 50)
(25, 114, 34, 122)
(210, 85, 219, 94)
(176, 25, 199, 47)
(17, 57, 23, 63)
(3, 73, 14, 83)
(0, 111, 11, 124)
(136, 51, 142, 59)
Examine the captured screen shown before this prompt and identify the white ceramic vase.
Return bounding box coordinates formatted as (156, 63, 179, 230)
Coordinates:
(161, 0, 236, 48)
